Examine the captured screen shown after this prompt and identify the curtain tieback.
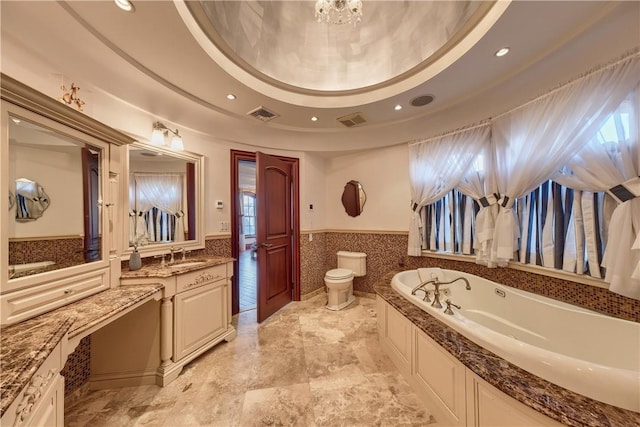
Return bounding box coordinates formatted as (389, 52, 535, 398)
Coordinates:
(129, 211, 136, 217)
(478, 193, 500, 208)
(498, 195, 512, 209)
(410, 201, 420, 212)
(607, 176, 640, 203)
(175, 210, 185, 218)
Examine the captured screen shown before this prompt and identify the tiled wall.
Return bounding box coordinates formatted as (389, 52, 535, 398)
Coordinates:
(300, 232, 328, 296)
(9, 237, 85, 266)
(310, 230, 639, 322)
(61, 336, 91, 405)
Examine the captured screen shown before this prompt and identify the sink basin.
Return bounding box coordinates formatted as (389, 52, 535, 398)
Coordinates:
(168, 261, 207, 269)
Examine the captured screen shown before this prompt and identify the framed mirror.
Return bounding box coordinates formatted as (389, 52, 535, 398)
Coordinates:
(123, 142, 205, 257)
(341, 180, 366, 217)
(4, 104, 107, 281)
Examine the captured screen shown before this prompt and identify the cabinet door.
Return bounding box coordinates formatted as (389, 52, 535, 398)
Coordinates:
(413, 327, 466, 426)
(174, 281, 227, 361)
(467, 372, 564, 427)
(379, 300, 412, 378)
(27, 374, 64, 427)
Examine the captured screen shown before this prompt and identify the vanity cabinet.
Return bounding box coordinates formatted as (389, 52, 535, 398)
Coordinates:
(1, 339, 66, 427)
(110, 259, 236, 387)
(377, 297, 563, 427)
(174, 275, 228, 361)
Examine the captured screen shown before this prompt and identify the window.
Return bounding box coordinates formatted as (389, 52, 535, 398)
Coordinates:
(242, 192, 256, 236)
(423, 182, 609, 278)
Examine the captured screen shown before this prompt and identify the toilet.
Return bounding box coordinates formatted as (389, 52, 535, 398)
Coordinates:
(324, 251, 367, 310)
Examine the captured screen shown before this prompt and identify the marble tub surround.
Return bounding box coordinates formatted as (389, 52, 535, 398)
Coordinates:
(0, 315, 73, 417)
(121, 255, 234, 278)
(375, 271, 640, 427)
(65, 295, 435, 426)
(0, 284, 163, 417)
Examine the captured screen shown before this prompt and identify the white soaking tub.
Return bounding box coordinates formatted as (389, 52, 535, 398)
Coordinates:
(391, 268, 640, 413)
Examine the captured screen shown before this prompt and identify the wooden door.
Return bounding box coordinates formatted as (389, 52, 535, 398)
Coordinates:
(82, 147, 100, 262)
(256, 152, 293, 322)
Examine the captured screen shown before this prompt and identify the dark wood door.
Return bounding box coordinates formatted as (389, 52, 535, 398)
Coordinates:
(256, 152, 293, 322)
(82, 147, 100, 262)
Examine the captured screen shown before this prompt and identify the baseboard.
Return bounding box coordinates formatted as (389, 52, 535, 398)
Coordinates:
(354, 290, 376, 299)
(301, 286, 326, 300)
(89, 370, 158, 390)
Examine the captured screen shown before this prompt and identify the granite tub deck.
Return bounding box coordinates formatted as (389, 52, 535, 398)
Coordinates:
(0, 283, 163, 417)
(374, 270, 640, 427)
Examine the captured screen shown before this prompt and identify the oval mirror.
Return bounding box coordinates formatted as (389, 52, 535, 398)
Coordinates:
(341, 180, 366, 217)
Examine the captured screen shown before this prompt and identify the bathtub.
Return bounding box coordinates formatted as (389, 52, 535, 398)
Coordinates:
(391, 268, 640, 413)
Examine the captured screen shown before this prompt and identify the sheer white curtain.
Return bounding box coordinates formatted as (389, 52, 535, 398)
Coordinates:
(135, 173, 186, 242)
(456, 145, 500, 265)
(408, 124, 490, 255)
(489, 53, 640, 266)
(555, 87, 640, 298)
(129, 176, 153, 246)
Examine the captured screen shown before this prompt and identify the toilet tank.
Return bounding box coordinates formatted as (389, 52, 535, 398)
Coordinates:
(337, 251, 367, 277)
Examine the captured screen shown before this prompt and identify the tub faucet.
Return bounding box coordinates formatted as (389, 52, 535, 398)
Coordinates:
(411, 279, 436, 301)
(444, 299, 461, 315)
(431, 281, 443, 309)
(438, 276, 471, 290)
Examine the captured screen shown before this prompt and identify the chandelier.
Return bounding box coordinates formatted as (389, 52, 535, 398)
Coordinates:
(315, 0, 363, 25)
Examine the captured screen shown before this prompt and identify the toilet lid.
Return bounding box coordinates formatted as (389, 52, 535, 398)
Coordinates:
(325, 268, 353, 280)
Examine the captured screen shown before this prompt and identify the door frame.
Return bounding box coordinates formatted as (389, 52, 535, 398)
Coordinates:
(230, 150, 301, 315)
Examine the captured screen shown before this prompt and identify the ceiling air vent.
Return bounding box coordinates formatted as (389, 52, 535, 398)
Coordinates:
(247, 106, 279, 122)
(337, 112, 367, 128)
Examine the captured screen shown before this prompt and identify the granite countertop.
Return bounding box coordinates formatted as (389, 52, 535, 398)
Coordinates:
(374, 270, 640, 427)
(121, 256, 234, 279)
(0, 284, 163, 417)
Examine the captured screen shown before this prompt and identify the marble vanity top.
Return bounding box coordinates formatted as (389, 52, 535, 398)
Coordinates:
(0, 284, 163, 417)
(374, 271, 640, 427)
(121, 256, 234, 279)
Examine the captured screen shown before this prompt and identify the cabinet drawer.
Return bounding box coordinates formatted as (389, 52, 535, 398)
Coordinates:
(176, 264, 226, 293)
(1, 269, 109, 325)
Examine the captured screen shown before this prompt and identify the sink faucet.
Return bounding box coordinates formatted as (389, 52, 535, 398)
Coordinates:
(169, 247, 184, 264)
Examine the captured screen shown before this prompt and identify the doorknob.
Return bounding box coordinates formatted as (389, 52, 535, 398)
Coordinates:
(256, 242, 273, 249)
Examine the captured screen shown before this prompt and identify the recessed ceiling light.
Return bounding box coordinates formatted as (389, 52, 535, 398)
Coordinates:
(226, 94, 236, 100)
(311, 116, 318, 122)
(114, 0, 135, 12)
(394, 105, 402, 111)
(495, 47, 510, 57)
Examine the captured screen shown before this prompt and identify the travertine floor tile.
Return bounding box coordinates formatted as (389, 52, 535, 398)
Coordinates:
(64, 295, 433, 426)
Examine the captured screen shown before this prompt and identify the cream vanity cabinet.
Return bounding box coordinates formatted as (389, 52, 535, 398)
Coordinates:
(172, 264, 230, 361)
(377, 297, 563, 427)
(1, 338, 66, 427)
(115, 260, 236, 387)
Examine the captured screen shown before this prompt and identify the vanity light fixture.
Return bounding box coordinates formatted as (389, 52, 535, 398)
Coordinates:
(226, 94, 236, 100)
(394, 104, 402, 111)
(311, 116, 319, 122)
(150, 121, 184, 151)
(11, 118, 21, 124)
(495, 47, 510, 57)
(114, 0, 135, 12)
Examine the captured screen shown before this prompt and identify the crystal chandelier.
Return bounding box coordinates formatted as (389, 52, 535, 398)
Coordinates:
(315, 0, 363, 25)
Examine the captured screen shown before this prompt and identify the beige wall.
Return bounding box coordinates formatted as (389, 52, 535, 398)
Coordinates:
(325, 144, 410, 231)
(8, 144, 83, 238)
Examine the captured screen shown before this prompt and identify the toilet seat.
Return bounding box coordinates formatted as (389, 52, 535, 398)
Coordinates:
(325, 268, 353, 280)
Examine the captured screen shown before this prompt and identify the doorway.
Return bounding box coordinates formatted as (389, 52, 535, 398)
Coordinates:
(230, 150, 301, 320)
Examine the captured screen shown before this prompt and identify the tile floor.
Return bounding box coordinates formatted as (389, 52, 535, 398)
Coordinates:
(64, 295, 437, 426)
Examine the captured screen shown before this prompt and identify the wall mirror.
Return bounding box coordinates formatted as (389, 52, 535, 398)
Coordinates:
(124, 142, 204, 256)
(341, 180, 367, 217)
(5, 107, 105, 280)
